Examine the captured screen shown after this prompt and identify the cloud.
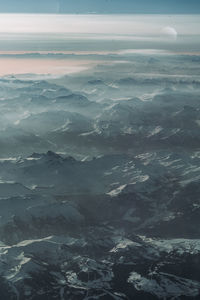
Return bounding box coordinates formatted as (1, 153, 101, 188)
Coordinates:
(0, 14, 199, 36)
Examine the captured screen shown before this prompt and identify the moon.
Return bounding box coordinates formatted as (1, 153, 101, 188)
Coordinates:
(161, 26, 178, 40)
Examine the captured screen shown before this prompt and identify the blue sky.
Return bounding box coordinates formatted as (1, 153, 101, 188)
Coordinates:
(0, 0, 199, 13)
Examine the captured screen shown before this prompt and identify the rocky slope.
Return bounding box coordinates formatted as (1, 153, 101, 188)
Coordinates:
(0, 53, 200, 299)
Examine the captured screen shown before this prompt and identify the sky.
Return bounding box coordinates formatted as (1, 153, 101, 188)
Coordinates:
(0, 2, 198, 76)
(0, 14, 199, 36)
(0, 0, 199, 14)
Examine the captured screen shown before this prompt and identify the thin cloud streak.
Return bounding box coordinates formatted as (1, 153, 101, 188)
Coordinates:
(0, 14, 199, 36)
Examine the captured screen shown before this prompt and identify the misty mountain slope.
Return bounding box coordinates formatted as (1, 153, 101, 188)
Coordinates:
(0, 51, 200, 299)
(15, 110, 93, 134)
(0, 56, 200, 158)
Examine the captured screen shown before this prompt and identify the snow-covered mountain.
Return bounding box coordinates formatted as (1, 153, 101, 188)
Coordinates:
(0, 52, 200, 299)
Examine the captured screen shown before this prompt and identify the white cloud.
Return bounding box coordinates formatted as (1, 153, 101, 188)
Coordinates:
(0, 14, 199, 36)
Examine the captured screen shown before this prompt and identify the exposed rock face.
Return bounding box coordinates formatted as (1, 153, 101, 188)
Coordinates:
(0, 50, 200, 299)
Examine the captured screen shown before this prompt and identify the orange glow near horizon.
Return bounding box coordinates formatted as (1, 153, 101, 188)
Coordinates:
(0, 58, 98, 76)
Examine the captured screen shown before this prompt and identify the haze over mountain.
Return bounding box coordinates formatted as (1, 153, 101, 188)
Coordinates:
(0, 44, 200, 298)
